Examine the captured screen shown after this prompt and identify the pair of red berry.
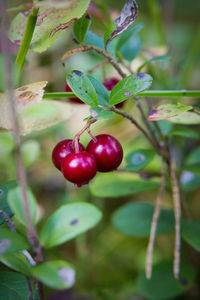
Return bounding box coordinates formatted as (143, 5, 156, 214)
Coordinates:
(52, 134, 123, 187)
(65, 77, 124, 108)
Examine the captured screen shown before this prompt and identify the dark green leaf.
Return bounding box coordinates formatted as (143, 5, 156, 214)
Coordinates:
(8, 186, 37, 226)
(0, 252, 32, 275)
(168, 127, 199, 139)
(137, 55, 171, 72)
(109, 73, 153, 106)
(90, 106, 114, 120)
(120, 34, 141, 61)
(0, 228, 29, 255)
(0, 271, 38, 300)
(125, 149, 155, 172)
(182, 220, 200, 251)
(183, 164, 200, 176)
(90, 173, 159, 198)
(84, 31, 115, 56)
(88, 76, 109, 106)
(180, 171, 200, 191)
(137, 262, 196, 300)
(149, 103, 192, 121)
(112, 202, 174, 237)
(31, 260, 75, 290)
(67, 71, 98, 106)
(73, 14, 91, 44)
(0, 181, 16, 225)
(186, 146, 200, 165)
(116, 23, 143, 51)
(40, 202, 102, 248)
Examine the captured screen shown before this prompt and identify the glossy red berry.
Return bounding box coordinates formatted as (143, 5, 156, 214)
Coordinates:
(86, 134, 123, 172)
(52, 139, 84, 171)
(103, 78, 125, 108)
(61, 151, 97, 185)
(65, 83, 83, 104)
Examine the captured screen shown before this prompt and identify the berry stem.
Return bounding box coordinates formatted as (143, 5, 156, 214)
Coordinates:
(73, 118, 97, 153)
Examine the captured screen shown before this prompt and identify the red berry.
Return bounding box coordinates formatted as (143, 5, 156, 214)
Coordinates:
(61, 151, 97, 185)
(103, 78, 125, 108)
(52, 139, 84, 171)
(86, 134, 123, 172)
(65, 83, 83, 104)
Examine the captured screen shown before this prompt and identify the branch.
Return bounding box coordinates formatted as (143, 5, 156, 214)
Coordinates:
(43, 90, 200, 99)
(61, 45, 127, 78)
(146, 160, 166, 279)
(26, 276, 33, 300)
(0, 0, 39, 249)
(0, 210, 16, 232)
(169, 151, 181, 279)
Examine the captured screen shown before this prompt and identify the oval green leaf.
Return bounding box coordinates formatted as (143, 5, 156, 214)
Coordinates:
(8, 186, 37, 226)
(31, 260, 75, 290)
(168, 111, 200, 124)
(182, 220, 200, 251)
(0, 252, 32, 275)
(73, 14, 91, 44)
(89, 173, 159, 198)
(125, 149, 155, 172)
(0, 229, 29, 256)
(148, 103, 192, 121)
(67, 71, 98, 106)
(88, 76, 109, 106)
(109, 73, 153, 106)
(0, 181, 16, 225)
(40, 202, 102, 248)
(112, 202, 174, 237)
(137, 262, 196, 300)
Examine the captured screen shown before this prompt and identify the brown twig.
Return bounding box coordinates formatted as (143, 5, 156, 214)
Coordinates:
(88, 59, 109, 75)
(61, 45, 127, 78)
(169, 150, 181, 279)
(26, 277, 33, 300)
(146, 160, 166, 279)
(73, 118, 97, 152)
(108, 106, 160, 153)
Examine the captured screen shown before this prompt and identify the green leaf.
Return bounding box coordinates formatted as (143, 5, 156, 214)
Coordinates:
(9, 0, 91, 53)
(73, 14, 91, 44)
(183, 164, 200, 176)
(120, 34, 141, 62)
(0, 252, 32, 275)
(0, 228, 29, 255)
(89, 173, 159, 198)
(180, 171, 200, 192)
(186, 146, 200, 165)
(109, 73, 153, 106)
(182, 220, 200, 251)
(116, 23, 143, 52)
(104, 21, 116, 45)
(8, 186, 37, 226)
(137, 55, 171, 72)
(84, 31, 115, 56)
(88, 76, 109, 106)
(148, 103, 192, 121)
(0, 133, 14, 158)
(112, 203, 174, 237)
(40, 202, 102, 248)
(125, 149, 155, 172)
(168, 127, 199, 139)
(0, 54, 19, 91)
(168, 112, 200, 124)
(0, 271, 38, 300)
(67, 71, 98, 106)
(31, 260, 75, 290)
(90, 106, 114, 120)
(137, 262, 196, 300)
(22, 140, 40, 167)
(0, 181, 16, 225)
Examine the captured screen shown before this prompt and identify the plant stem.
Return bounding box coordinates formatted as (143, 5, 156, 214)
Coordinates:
(1, 0, 39, 249)
(26, 277, 33, 300)
(61, 45, 127, 78)
(146, 160, 166, 279)
(135, 98, 161, 150)
(109, 106, 159, 152)
(43, 90, 200, 99)
(73, 118, 97, 152)
(169, 150, 181, 279)
(15, 6, 39, 85)
(88, 59, 108, 75)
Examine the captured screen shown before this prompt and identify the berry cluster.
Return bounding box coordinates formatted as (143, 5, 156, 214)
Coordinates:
(52, 134, 123, 187)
